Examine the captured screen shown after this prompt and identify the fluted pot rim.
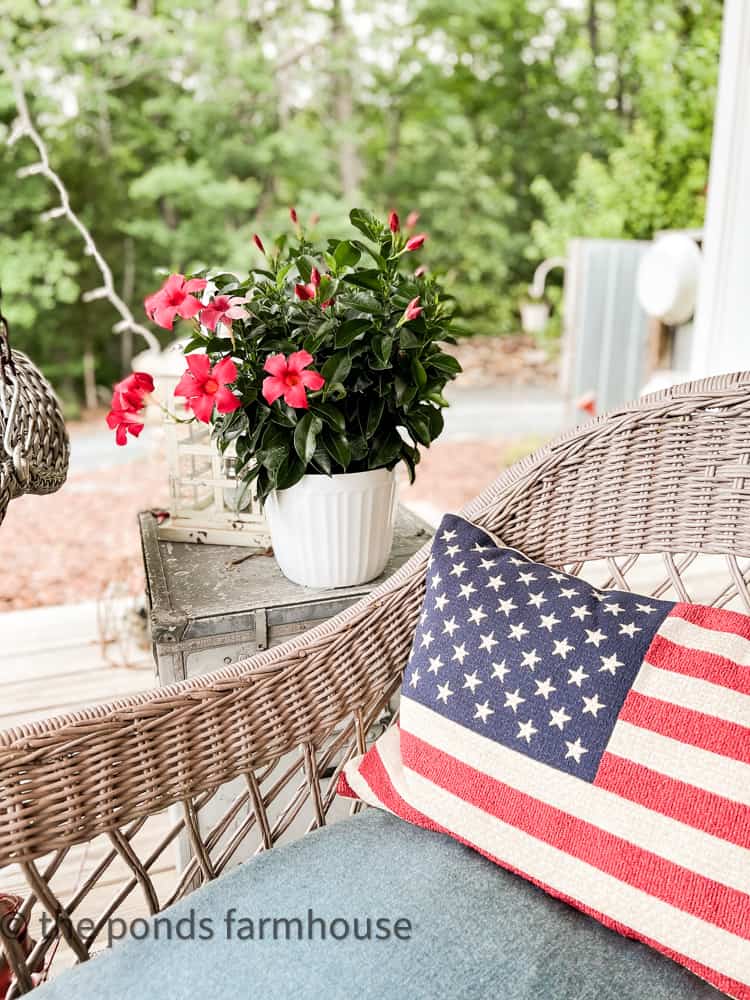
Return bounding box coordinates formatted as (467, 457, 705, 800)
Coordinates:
(267, 466, 396, 497)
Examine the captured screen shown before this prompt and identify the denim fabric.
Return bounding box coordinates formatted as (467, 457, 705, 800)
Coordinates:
(36, 810, 724, 1000)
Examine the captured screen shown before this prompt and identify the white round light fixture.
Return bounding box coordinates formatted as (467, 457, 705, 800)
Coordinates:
(636, 233, 702, 326)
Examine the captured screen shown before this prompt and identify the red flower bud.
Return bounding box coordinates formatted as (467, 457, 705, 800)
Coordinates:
(575, 392, 597, 417)
(403, 296, 422, 322)
(289, 207, 298, 224)
(321, 298, 335, 309)
(414, 265, 428, 278)
(406, 211, 420, 228)
(404, 233, 427, 252)
(388, 211, 400, 233)
(311, 267, 321, 287)
(295, 283, 316, 301)
(253, 234, 265, 254)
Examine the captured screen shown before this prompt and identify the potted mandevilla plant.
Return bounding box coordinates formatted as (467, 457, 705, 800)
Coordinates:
(107, 207, 462, 587)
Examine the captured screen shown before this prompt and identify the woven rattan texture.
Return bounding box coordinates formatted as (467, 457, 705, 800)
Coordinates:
(0, 350, 69, 527)
(1, 371, 750, 992)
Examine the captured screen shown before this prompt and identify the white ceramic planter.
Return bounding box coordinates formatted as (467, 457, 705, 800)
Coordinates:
(264, 468, 397, 588)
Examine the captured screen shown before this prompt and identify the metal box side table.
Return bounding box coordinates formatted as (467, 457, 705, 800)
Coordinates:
(140, 506, 431, 685)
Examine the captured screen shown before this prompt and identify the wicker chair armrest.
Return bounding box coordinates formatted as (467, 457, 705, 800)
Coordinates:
(0, 532, 431, 866)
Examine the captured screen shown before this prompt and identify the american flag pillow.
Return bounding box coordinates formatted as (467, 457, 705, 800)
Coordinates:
(339, 514, 750, 999)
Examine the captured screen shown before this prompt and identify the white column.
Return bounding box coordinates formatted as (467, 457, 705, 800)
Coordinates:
(690, 0, 750, 375)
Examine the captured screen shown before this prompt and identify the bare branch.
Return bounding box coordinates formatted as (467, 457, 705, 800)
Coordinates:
(0, 47, 160, 354)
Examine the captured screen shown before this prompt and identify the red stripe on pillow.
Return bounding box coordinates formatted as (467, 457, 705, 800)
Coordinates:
(400, 729, 750, 939)
(645, 633, 750, 694)
(618, 689, 750, 763)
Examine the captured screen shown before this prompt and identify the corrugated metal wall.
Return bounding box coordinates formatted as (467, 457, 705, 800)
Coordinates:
(560, 238, 651, 421)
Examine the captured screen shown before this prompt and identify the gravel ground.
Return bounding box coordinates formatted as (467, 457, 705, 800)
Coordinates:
(448, 333, 557, 387)
(0, 442, 169, 612)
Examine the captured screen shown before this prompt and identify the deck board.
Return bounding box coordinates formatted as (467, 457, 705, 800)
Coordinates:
(0, 600, 179, 980)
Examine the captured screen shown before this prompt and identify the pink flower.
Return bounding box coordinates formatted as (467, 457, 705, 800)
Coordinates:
(262, 351, 325, 410)
(406, 211, 420, 228)
(144, 290, 162, 321)
(253, 234, 265, 254)
(404, 233, 427, 252)
(414, 265, 428, 278)
(403, 296, 422, 322)
(290, 207, 298, 224)
(106, 406, 145, 446)
(112, 371, 154, 410)
(106, 371, 154, 445)
(174, 355, 241, 423)
(144, 274, 207, 330)
(295, 282, 316, 300)
(321, 297, 335, 309)
(389, 211, 400, 233)
(200, 295, 249, 332)
(310, 267, 321, 287)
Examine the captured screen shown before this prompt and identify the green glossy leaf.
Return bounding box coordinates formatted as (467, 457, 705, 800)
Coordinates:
(334, 317, 371, 348)
(365, 396, 384, 438)
(309, 401, 346, 432)
(321, 352, 352, 387)
(371, 431, 403, 468)
(411, 357, 427, 388)
(323, 429, 352, 470)
(353, 241, 388, 270)
(275, 262, 295, 287)
(310, 444, 332, 475)
(428, 405, 444, 438)
(425, 353, 462, 375)
(349, 434, 368, 462)
(407, 412, 432, 446)
(401, 443, 420, 485)
(256, 436, 289, 474)
(183, 335, 208, 353)
(370, 334, 394, 369)
(342, 290, 381, 314)
(426, 390, 450, 407)
(341, 270, 382, 292)
(349, 208, 383, 242)
(333, 240, 361, 268)
(293, 412, 322, 465)
(275, 455, 306, 491)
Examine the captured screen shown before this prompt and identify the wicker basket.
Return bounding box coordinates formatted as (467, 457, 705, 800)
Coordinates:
(0, 331, 69, 530)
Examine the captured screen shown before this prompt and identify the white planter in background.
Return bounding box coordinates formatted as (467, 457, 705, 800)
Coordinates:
(264, 467, 398, 588)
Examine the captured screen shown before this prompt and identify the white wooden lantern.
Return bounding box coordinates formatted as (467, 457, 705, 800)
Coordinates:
(134, 341, 269, 548)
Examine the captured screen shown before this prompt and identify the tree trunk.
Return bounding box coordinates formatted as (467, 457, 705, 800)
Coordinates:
(82, 349, 97, 412)
(587, 0, 599, 59)
(330, 0, 360, 200)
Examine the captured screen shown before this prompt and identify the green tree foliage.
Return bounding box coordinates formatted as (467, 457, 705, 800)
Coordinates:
(529, 1, 722, 258)
(0, 0, 722, 399)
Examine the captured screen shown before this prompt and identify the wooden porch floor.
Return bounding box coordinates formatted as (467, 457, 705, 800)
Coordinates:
(1, 599, 176, 980)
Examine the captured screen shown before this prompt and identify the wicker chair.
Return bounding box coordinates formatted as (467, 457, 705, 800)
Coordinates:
(2, 370, 750, 994)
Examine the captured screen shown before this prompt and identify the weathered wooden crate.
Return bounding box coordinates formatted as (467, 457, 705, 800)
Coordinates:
(139, 507, 432, 873)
